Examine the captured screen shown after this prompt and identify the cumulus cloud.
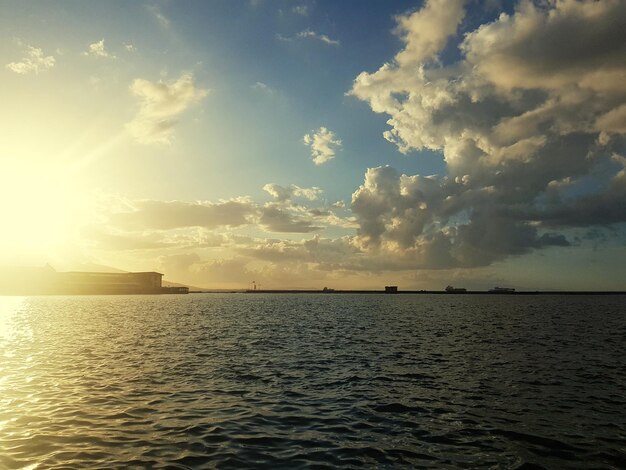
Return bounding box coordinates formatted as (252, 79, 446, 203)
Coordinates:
(303, 127, 342, 165)
(84, 39, 115, 58)
(394, 0, 464, 66)
(6, 45, 55, 74)
(263, 183, 322, 202)
(126, 73, 208, 144)
(348, 0, 626, 268)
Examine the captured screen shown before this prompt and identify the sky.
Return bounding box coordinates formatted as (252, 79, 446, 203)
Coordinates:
(0, 0, 625, 290)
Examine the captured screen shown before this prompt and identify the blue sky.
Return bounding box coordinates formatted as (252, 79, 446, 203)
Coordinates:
(1, 0, 625, 290)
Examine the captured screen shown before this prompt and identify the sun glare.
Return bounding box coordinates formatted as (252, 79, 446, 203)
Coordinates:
(0, 160, 87, 260)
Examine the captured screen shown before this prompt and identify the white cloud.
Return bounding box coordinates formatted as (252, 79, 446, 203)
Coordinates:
(303, 127, 342, 165)
(251, 81, 275, 95)
(124, 43, 137, 52)
(292, 5, 309, 16)
(126, 72, 209, 145)
(263, 183, 322, 202)
(296, 30, 340, 46)
(277, 30, 340, 46)
(348, 0, 626, 267)
(461, 0, 626, 93)
(6, 45, 55, 74)
(109, 198, 254, 230)
(147, 4, 171, 29)
(84, 39, 115, 59)
(394, 0, 464, 66)
(99, 190, 350, 236)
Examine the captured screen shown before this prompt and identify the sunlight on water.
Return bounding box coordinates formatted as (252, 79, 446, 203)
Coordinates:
(0, 296, 26, 342)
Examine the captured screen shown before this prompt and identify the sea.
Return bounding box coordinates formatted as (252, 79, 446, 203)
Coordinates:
(0, 293, 624, 469)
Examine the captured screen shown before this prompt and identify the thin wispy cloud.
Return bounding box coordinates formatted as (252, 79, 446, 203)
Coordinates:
(6, 44, 55, 74)
(126, 72, 208, 145)
(297, 30, 339, 45)
(303, 127, 342, 165)
(251, 81, 275, 95)
(292, 5, 309, 16)
(147, 4, 171, 29)
(277, 30, 340, 46)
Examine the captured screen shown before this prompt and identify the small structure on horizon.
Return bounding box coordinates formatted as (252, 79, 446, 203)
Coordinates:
(489, 286, 515, 293)
(445, 285, 467, 293)
(385, 285, 398, 293)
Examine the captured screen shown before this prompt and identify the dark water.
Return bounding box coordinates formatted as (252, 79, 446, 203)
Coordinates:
(1, 294, 625, 469)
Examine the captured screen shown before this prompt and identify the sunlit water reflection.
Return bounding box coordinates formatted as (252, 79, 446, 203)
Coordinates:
(1, 294, 625, 468)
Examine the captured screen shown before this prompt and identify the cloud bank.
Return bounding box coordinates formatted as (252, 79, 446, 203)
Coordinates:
(347, 0, 626, 268)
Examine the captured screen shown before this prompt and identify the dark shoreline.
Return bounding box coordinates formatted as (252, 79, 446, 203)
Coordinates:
(238, 290, 626, 295)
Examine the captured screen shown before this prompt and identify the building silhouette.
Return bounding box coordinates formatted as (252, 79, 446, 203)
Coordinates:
(0, 266, 187, 295)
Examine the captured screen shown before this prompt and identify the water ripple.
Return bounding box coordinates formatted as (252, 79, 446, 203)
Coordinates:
(1, 294, 625, 468)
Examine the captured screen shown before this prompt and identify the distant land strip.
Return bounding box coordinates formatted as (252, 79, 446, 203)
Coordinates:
(239, 290, 626, 295)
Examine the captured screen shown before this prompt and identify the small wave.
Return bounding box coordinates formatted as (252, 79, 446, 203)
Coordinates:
(370, 403, 428, 414)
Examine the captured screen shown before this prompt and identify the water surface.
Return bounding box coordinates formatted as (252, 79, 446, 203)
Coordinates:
(1, 294, 625, 468)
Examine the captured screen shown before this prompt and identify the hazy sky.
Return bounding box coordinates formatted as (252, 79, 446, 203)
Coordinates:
(1, 0, 625, 290)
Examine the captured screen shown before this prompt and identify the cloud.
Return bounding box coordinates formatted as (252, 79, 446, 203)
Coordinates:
(238, 235, 358, 265)
(347, 0, 626, 268)
(292, 5, 309, 16)
(6, 45, 55, 74)
(393, 0, 464, 66)
(124, 43, 137, 52)
(82, 227, 174, 251)
(84, 39, 115, 59)
(102, 193, 345, 236)
(157, 253, 255, 286)
(263, 183, 322, 202)
(277, 30, 340, 46)
(251, 81, 275, 95)
(147, 4, 171, 29)
(259, 205, 322, 233)
(108, 199, 255, 231)
(461, 0, 626, 93)
(296, 30, 340, 46)
(303, 127, 342, 165)
(126, 72, 208, 144)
